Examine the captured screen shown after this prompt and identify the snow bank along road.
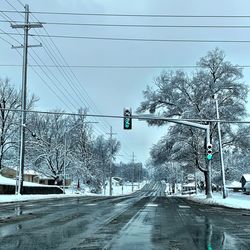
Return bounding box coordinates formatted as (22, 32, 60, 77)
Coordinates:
(0, 182, 250, 250)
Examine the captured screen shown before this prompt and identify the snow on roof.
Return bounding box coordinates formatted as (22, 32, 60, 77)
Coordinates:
(226, 181, 241, 188)
(0, 174, 54, 187)
(183, 182, 195, 187)
(245, 182, 250, 189)
(1, 166, 41, 176)
(24, 169, 40, 175)
(242, 174, 250, 182)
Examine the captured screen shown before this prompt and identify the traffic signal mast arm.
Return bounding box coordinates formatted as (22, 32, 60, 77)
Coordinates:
(136, 114, 212, 198)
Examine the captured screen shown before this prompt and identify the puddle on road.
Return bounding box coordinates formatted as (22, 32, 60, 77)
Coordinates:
(203, 217, 248, 250)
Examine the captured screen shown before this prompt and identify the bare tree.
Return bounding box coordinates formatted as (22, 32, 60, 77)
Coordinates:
(0, 78, 37, 169)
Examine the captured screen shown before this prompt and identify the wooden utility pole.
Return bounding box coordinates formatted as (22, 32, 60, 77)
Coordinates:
(106, 126, 117, 196)
(11, 4, 42, 195)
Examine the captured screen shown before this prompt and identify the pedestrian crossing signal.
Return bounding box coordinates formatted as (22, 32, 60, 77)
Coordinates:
(123, 108, 132, 130)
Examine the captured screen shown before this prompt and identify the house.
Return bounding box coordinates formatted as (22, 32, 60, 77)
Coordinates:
(0, 166, 71, 186)
(39, 176, 71, 186)
(23, 169, 40, 183)
(0, 166, 40, 183)
(112, 177, 123, 186)
(185, 174, 195, 182)
(240, 174, 250, 194)
(182, 182, 196, 194)
(226, 181, 242, 192)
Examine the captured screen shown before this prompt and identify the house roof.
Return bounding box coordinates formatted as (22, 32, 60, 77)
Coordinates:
(183, 182, 195, 187)
(24, 169, 40, 176)
(226, 181, 241, 188)
(241, 174, 250, 182)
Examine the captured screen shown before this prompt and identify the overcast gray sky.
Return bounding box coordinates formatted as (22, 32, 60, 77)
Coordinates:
(1, 0, 250, 165)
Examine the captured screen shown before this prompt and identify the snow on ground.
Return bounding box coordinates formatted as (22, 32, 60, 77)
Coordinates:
(186, 191, 250, 210)
(102, 181, 145, 196)
(0, 174, 146, 203)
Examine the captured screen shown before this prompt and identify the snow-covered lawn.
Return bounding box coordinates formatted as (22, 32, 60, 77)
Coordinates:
(0, 174, 145, 203)
(187, 191, 250, 210)
(101, 182, 144, 196)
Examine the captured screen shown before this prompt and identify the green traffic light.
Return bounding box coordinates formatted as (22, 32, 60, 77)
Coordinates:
(207, 154, 213, 160)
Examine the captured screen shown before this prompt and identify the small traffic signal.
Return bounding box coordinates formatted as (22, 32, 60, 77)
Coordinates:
(207, 143, 213, 160)
(123, 108, 132, 130)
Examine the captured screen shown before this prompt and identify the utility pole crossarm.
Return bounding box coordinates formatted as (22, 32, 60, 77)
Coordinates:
(11, 23, 43, 29)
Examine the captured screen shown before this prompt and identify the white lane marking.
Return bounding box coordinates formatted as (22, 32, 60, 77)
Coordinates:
(146, 203, 158, 207)
(178, 205, 190, 208)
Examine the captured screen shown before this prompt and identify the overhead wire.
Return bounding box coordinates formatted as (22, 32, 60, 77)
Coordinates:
(5, 31, 250, 43)
(0, 3, 175, 160)
(1, 10, 250, 18)
(2, 64, 250, 69)
(27, 8, 135, 158)
(0, 20, 75, 111)
(27, 10, 112, 134)
(26, 21, 250, 29)
(4, 1, 108, 138)
(27, 34, 250, 43)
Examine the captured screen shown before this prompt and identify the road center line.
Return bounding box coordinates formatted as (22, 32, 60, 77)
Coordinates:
(146, 203, 158, 207)
(178, 205, 190, 208)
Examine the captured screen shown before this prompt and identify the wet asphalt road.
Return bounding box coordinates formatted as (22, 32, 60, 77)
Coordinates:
(0, 182, 250, 250)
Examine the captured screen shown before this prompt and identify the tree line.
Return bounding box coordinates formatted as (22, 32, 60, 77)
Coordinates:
(0, 79, 146, 192)
(137, 48, 250, 192)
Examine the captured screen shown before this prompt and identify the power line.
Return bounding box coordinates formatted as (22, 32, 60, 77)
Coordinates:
(5, 20, 250, 29)
(3, 10, 250, 18)
(1, 107, 250, 124)
(28, 34, 250, 43)
(1, 3, 136, 158)
(32, 22, 250, 29)
(0, 64, 199, 68)
(4, 32, 250, 43)
(0, 8, 77, 112)
(4, 2, 110, 137)
(28, 13, 112, 132)
(2, 64, 250, 70)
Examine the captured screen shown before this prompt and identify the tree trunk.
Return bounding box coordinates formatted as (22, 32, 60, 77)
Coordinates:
(204, 171, 208, 195)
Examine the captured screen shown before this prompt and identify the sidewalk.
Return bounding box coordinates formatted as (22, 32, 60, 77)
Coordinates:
(187, 191, 250, 210)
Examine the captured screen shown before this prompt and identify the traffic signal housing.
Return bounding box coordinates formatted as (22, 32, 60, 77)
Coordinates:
(123, 108, 132, 130)
(207, 143, 213, 160)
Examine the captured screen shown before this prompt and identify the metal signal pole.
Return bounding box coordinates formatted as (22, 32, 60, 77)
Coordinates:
(214, 95, 227, 198)
(11, 4, 42, 195)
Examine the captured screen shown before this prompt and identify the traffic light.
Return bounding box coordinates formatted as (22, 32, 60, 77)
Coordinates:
(123, 108, 132, 130)
(207, 143, 213, 160)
